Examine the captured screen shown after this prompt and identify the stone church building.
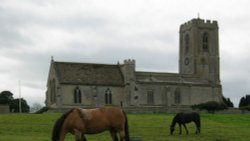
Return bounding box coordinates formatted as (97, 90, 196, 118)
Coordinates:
(46, 18, 223, 112)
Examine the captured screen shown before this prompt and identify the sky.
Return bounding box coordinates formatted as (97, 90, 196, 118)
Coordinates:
(1, 0, 250, 107)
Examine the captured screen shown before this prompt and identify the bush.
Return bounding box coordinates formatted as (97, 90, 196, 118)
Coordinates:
(239, 105, 250, 111)
(34, 107, 49, 114)
(191, 101, 228, 113)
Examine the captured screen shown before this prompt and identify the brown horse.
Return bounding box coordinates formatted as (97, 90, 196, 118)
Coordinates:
(51, 106, 130, 141)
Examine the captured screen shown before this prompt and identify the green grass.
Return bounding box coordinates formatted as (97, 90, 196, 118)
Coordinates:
(0, 113, 250, 141)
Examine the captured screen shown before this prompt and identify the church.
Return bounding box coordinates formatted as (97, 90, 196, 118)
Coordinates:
(46, 18, 223, 112)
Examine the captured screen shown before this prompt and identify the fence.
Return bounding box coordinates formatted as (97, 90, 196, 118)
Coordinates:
(0, 105, 9, 113)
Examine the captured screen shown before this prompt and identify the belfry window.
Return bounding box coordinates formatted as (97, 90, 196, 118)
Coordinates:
(185, 34, 190, 54)
(105, 88, 112, 104)
(74, 86, 82, 104)
(202, 32, 209, 52)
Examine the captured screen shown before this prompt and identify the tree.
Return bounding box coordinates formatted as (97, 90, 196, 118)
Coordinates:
(30, 103, 43, 113)
(0, 91, 14, 104)
(239, 95, 250, 111)
(239, 97, 246, 107)
(9, 98, 30, 113)
(222, 96, 234, 107)
(239, 95, 250, 108)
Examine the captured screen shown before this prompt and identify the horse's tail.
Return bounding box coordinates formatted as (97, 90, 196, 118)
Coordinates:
(122, 110, 130, 141)
(51, 108, 74, 141)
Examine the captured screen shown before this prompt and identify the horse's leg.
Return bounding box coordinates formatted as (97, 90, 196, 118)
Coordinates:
(118, 130, 126, 141)
(183, 124, 188, 135)
(178, 123, 182, 134)
(81, 134, 87, 141)
(195, 122, 201, 134)
(74, 133, 81, 141)
(109, 129, 118, 141)
(196, 114, 201, 134)
(59, 131, 67, 141)
(197, 125, 201, 134)
(195, 127, 199, 134)
(74, 129, 84, 141)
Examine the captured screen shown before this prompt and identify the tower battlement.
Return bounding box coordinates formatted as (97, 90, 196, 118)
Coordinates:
(124, 59, 135, 64)
(180, 18, 218, 31)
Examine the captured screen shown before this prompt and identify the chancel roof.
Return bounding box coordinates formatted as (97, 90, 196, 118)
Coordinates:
(53, 61, 124, 86)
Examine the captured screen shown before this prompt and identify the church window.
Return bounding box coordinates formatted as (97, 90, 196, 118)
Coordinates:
(201, 58, 207, 67)
(105, 88, 112, 104)
(50, 79, 56, 103)
(185, 34, 190, 54)
(74, 86, 82, 104)
(174, 88, 181, 104)
(147, 90, 154, 105)
(202, 32, 209, 52)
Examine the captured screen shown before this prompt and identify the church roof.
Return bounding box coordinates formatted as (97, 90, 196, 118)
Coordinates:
(53, 61, 124, 86)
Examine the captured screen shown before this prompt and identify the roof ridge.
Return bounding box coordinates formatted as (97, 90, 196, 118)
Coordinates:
(54, 61, 117, 66)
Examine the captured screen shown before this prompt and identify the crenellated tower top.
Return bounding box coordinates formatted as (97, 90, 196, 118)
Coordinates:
(124, 59, 135, 64)
(180, 18, 218, 32)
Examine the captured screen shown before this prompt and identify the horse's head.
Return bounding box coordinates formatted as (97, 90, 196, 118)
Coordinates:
(170, 126, 174, 135)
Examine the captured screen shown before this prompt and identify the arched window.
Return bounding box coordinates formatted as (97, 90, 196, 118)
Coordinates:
(185, 34, 190, 54)
(147, 90, 154, 105)
(201, 57, 206, 67)
(74, 86, 82, 104)
(105, 88, 112, 104)
(202, 32, 209, 52)
(50, 79, 56, 103)
(174, 88, 181, 104)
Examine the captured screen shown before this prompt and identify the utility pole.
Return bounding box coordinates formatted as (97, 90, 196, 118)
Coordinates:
(18, 80, 22, 113)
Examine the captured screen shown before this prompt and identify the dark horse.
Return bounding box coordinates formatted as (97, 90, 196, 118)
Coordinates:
(52, 106, 130, 141)
(170, 112, 200, 135)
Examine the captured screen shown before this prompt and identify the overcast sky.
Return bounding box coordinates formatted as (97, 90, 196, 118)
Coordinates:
(1, 0, 250, 107)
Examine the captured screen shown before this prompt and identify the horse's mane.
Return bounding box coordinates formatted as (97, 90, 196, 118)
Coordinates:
(51, 108, 74, 141)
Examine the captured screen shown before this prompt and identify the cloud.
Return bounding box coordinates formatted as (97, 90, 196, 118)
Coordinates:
(1, 0, 250, 107)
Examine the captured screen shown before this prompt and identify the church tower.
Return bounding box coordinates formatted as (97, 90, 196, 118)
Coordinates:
(179, 18, 220, 84)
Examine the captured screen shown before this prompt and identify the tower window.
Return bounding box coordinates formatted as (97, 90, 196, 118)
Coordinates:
(185, 34, 190, 54)
(202, 32, 209, 52)
(74, 86, 82, 104)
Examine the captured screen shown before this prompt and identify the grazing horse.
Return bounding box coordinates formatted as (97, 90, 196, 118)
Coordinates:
(51, 106, 130, 141)
(170, 112, 200, 135)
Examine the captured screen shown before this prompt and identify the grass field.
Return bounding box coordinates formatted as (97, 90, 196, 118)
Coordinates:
(0, 113, 250, 141)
